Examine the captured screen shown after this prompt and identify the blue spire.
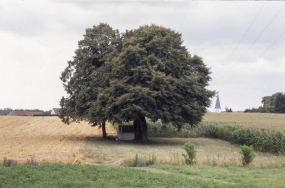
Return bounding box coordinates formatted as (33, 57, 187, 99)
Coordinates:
(215, 95, 221, 109)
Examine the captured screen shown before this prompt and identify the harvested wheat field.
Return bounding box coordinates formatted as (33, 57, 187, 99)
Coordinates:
(0, 116, 116, 163)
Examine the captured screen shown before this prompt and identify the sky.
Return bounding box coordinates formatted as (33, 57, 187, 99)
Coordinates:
(0, 1, 285, 111)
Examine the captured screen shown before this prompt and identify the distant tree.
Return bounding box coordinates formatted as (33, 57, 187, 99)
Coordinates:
(262, 96, 272, 107)
(273, 93, 285, 113)
(225, 107, 233, 112)
(60, 24, 214, 140)
(245, 92, 285, 113)
(42, 110, 52, 115)
(0, 108, 12, 116)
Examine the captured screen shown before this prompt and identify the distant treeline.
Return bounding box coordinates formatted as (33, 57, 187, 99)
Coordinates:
(0, 108, 12, 116)
(0, 108, 52, 116)
(245, 92, 285, 113)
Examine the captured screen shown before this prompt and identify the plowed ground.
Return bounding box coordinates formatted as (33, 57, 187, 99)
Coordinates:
(0, 116, 116, 163)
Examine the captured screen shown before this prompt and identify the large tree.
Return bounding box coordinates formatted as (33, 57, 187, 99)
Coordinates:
(61, 24, 214, 140)
(60, 23, 121, 138)
(93, 25, 214, 139)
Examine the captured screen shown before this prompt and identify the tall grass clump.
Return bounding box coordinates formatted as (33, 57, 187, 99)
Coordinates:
(127, 154, 156, 167)
(25, 157, 39, 166)
(2, 157, 18, 167)
(240, 145, 255, 166)
(182, 142, 196, 165)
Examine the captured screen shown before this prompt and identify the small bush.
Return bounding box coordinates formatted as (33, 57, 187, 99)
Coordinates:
(3, 157, 18, 167)
(127, 154, 156, 167)
(148, 120, 179, 137)
(182, 142, 196, 165)
(25, 156, 39, 166)
(240, 145, 255, 166)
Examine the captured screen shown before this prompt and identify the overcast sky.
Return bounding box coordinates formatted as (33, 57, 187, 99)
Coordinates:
(1, 1, 285, 111)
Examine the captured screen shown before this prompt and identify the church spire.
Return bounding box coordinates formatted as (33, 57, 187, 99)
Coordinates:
(215, 92, 222, 112)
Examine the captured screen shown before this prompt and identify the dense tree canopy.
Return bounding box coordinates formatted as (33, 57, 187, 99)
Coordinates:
(0, 108, 12, 116)
(60, 23, 214, 140)
(60, 23, 121, 137)
(245, 92, 285, 113)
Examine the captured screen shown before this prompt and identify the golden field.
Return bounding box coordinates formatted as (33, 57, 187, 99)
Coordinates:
(81, 112, 285, 167)
(203, 112, 285, 132)
(0, 116, 116, 163)
(1, 113, 285, 167)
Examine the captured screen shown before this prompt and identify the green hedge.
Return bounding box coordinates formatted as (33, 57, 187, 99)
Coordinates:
(197, 123, 285, 154)
(147, 121, 285, 155)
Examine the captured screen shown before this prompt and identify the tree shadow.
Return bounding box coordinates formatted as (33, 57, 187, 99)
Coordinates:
(85, 136, 189, 146)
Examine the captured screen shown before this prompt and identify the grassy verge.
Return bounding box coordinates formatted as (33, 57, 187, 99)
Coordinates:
(0, 164, 233, 188)
(149, 164, 285, 188)
(1, 163, 285, 188)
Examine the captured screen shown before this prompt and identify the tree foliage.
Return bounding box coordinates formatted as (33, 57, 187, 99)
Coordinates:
(60, 24, 214, 139)
(0, 108, 12, 116)
(245, 92, 285, 113)
(225, 107, 233, 112)
(60, 23, 121, 137)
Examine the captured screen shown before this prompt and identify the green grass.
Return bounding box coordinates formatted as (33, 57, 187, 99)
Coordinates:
(1, 163, 285, 188)
(0, 164, 233, 188)
(149, 164, 285, 188)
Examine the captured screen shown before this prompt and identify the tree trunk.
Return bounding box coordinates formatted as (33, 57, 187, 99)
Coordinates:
(133, 115, 147, 140)
(102, 122, 107, 139)
(177, 125, 182, 132)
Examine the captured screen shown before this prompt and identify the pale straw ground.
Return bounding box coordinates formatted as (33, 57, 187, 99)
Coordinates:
(203, 112, 285, 132)
(1, 116, 285, 167)
(0, 116, 116, 163)
(82, 137, 285, 167)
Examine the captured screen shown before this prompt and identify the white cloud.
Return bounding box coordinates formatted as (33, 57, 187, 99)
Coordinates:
(0, 1, 285, 111)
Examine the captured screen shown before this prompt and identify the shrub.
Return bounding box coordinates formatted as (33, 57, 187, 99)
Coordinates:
(225, 107, 233, 112)
(148, 120, 179, 137)
(240, 145, 255, 166)
(3, 157, 18, 167)
(182, 142, 196, 165)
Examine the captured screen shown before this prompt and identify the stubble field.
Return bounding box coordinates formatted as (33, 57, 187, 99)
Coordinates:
(0, 116, 116, 163)
(1, 113, 285, 167)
